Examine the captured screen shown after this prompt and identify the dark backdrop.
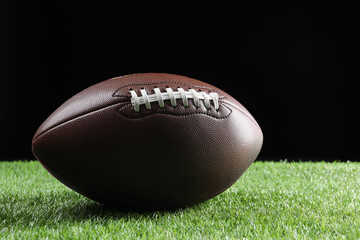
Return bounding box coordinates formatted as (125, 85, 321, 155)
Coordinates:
(1, 1, 359, 161)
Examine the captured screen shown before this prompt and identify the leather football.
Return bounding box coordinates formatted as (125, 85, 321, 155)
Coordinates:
(32, 73, 263, 208)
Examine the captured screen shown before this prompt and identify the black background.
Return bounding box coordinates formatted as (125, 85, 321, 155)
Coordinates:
(1, 1, 359, 161)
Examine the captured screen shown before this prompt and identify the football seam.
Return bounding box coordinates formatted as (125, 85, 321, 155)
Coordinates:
(33, 100, 259, 142)
(117, 102, 232, 119)
(32, 100, 232, 143)
(223, 101, 260, 127)
(32, 102, 124, 142)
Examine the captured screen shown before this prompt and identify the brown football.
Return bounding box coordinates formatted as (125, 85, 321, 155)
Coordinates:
(32, 73, 263, 209)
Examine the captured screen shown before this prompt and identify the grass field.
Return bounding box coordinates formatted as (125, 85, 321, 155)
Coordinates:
(0, 161, 359, 239)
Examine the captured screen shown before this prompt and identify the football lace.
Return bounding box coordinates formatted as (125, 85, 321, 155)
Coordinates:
(129, 87, 219, 112)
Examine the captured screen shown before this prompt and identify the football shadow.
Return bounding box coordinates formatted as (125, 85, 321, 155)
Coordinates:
(64, 198, 188, 221)
(2, 188, 262, 229)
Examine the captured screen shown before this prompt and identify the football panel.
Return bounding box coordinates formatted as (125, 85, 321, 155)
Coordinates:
(32, 102, 262, 207)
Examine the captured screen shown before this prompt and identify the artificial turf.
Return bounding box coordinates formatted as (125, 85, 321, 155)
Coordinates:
(0, 160, 359, 239)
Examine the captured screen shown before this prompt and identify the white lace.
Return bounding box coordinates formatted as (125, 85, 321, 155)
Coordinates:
(129, 87, 219, 112)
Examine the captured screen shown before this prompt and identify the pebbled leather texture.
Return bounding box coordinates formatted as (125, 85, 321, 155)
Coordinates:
(32, 73, 263, 208)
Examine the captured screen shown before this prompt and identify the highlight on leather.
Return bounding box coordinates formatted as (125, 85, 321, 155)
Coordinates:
(129, 87, 220, 112)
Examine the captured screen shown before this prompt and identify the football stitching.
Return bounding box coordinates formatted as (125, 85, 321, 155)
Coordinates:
(112, 81, 226, 99)
(129, 87, 220, 112)
(113, 81, 227, 117)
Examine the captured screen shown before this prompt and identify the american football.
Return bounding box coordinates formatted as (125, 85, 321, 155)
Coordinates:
(32, 73, 263, 208)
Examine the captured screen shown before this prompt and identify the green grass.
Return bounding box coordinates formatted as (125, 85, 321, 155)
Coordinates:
(0, 161, 359, 239)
